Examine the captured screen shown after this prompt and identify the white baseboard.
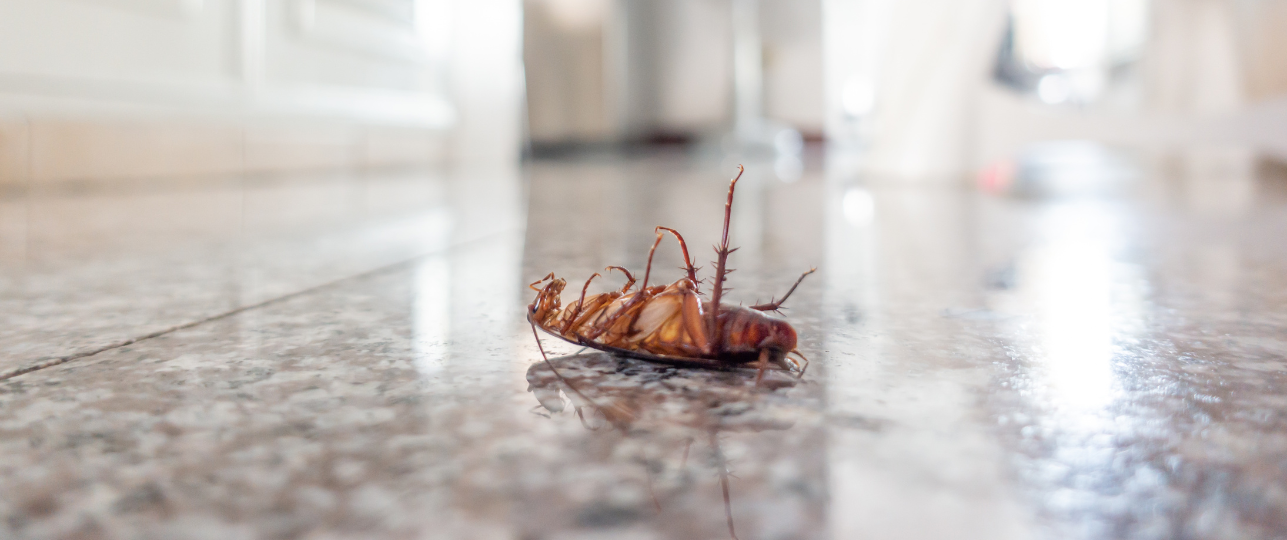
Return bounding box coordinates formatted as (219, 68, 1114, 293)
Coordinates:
(0, 114, 449, 186)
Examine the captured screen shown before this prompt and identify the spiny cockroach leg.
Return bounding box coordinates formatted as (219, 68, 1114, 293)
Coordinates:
(528, 272, 555, 292)
(749, 267, 817, 312)
(709, 165, 745, 356)
(656, 226, 699, 286)
(578, 273, 601, 306)
(606, 266, 636, 293)
(753, 348, 771, 385)
(584, 231, 668, 340)
(624, 229, 673, 334)
(640, 230, 665, 291)
(562, 273, 601, 333)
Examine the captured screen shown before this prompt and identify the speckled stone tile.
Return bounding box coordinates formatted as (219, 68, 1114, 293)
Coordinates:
(0, 236, 835, 540)
(3, 155, 1287, 539)
(0, 167, 523, 377)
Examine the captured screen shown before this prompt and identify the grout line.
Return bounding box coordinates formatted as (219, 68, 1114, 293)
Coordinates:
(0, 230, 516, 382)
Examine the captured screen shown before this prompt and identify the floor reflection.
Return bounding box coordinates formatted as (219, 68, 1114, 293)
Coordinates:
(987, 199, 1149, 537)
(525, 352, 817, 539)
(1000, 201, 1145, 413)
(413, 257, 450, 375)
(979, 152, 1287, 538)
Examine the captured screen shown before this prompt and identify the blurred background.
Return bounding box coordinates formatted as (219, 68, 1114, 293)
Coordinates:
(0, 0, 1282, 185)
(4, 2, 1287, 539)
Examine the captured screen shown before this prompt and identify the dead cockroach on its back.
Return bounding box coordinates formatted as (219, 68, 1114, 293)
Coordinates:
(529, 165, 815, 384)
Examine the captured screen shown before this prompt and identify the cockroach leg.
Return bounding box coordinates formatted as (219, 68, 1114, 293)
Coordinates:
(530, 322, 626, 428)
(655, 226, 699, 286)
(568, 296, 613, 337)
(584, 231, 668, 340)
(562, 272, 601, 333)
(681, 292, 712, 356)
(528, 272, 556, 292)
(753, 348, 771, 386)
(605, 266, 636, 293)
(709, 165, 745, 356)
(640, 230, 666, 292)
(622, 230, 671, 335)
(530, 322, 574, 387)
(577, 273, 601, 308)
(749, 267, 817, 312)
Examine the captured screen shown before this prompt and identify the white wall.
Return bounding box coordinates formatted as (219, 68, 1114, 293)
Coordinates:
(823, 0, 1008, 180)
(0, 0, 525, 184)
(761, 0, 824, 135)
(0, 0, 454, 126)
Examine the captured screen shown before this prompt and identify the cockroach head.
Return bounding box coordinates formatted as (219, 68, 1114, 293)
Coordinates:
(529, 277, 567, 317)
(541, 277, 566, 298)
(760, 316, 798, 354)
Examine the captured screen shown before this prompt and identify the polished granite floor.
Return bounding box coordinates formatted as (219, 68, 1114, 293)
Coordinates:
(2, 152, 1286, 539)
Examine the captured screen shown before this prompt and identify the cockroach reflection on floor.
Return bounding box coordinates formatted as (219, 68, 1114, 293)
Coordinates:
(528, 165, 815, 384)
(525, 352, 811, 540)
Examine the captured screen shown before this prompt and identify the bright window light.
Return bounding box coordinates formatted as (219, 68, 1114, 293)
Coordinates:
(1012, 0, 1149, 70)
(1012, 0, 1110, 70)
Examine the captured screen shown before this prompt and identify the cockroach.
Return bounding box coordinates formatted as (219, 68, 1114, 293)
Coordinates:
(528, 165, 815, 384)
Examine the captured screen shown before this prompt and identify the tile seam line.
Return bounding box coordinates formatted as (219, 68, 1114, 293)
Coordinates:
(0, 230, 518, 382)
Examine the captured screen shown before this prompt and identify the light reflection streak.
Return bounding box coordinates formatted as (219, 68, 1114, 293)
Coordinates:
(981, 145, 1155, 532)
(824, 178, 886, 539)
(824, 181, 1036, 538)
(413, 257, 451, 376)
(414, 165, 524, 381)
(1013, 202, 1143, 417)
(444, 166, 524, 380)
(1023, 241, 1116, 412)
(1000, 200, 1150, 527)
